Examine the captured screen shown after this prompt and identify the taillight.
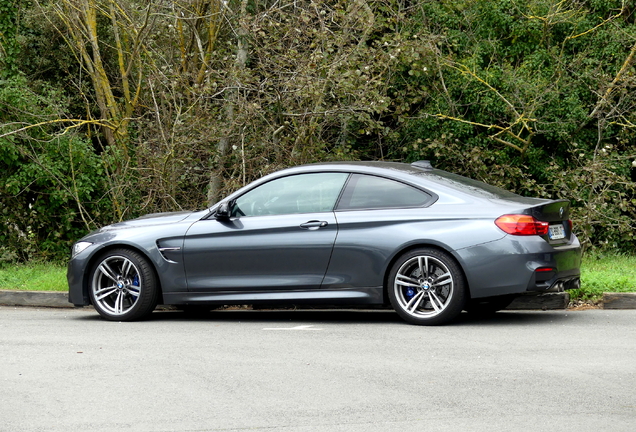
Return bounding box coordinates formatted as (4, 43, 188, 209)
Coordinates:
(495, 214, 549, 236)
(535, 267, 555, 272)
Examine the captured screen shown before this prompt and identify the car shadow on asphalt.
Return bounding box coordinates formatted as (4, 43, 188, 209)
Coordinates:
(149, 308, 405, 325)
(69, 305, 577, 326)
(125, 307, 576, 326)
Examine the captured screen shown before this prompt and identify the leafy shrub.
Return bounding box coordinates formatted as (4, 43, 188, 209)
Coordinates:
(0, 76, 110, 261)
(1, 0, 635, 259)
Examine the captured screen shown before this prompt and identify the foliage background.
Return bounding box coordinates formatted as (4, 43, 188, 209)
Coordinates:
(1, 0, 635, 262)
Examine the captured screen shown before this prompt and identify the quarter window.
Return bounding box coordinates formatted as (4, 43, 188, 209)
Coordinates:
(337, 174, 432, 210)
(231, 172, 349, 217)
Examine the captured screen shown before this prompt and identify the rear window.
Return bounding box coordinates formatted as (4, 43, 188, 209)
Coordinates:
(418, 170, 520, 199)
(336, 174, 433, 210)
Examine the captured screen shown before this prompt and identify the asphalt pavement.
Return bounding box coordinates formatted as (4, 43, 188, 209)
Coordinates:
(1, 306, 635, 432)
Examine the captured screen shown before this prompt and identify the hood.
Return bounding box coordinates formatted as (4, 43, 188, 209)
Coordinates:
(101, 211, 194, 231)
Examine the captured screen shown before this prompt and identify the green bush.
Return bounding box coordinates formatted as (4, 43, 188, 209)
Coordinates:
(0, 76, 111, 262)
(1, 0, 635, 260)
(388, 0, 636, 252)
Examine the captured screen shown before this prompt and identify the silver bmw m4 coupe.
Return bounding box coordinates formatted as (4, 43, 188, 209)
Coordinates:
(68, 161, 581, 325)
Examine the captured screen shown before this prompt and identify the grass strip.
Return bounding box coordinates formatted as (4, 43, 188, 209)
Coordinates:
(0, 262, 67, 292)
(571, 253, 636, 302)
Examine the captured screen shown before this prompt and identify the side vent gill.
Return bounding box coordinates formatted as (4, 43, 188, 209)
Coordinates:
(157, 240, 182, 263)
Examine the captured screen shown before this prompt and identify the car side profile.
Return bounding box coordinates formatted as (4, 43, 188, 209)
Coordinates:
(68, 161, 581, 325)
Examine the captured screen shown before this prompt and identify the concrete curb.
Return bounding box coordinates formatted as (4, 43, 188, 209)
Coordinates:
(0, 290, 73, 308)
(602, 293, 636, 309)
(2, 290, 635, 310)
(506, 292, 570, 310)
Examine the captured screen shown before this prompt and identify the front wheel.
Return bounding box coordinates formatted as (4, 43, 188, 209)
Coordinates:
(89, 249, 159, 321)
(388, 248, 466, 325)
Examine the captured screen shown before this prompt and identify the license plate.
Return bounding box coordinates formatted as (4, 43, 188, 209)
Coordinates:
(549, 224, 565, 240)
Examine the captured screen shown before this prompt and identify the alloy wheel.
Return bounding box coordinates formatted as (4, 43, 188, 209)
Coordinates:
(91, 255, 142, 316)
(393, 254, 455, 319)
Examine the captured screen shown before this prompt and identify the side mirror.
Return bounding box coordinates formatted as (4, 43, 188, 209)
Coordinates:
(215, 202, 231, 219)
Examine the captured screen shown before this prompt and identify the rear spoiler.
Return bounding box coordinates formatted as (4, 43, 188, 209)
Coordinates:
(525, 200, 571, 222)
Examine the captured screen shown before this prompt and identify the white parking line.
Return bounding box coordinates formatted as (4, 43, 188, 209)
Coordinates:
(262, 325, 322, 331)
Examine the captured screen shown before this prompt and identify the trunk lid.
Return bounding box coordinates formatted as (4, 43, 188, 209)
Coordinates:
(521, 199, 573, 244)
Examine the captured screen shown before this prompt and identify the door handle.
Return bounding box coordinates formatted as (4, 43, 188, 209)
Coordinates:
(300, 220, 328, 230)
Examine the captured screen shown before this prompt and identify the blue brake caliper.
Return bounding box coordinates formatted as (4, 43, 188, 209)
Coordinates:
(131, 275, 140, 300)
(405, 287, 416, 300)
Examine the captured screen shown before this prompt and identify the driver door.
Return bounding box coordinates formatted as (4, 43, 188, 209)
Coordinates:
(183, 172, 349, 292)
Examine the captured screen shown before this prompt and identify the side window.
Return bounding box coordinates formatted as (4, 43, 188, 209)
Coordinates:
(336, 174, 432, 211)
(231, 172, 349, 217)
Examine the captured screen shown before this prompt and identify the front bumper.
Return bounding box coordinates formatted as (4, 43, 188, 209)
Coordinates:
(67, 248, 94, 307)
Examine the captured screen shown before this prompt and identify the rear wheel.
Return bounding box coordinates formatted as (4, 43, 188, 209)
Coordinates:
(388, 248, 466, 325)
(89, 249, 159, 321)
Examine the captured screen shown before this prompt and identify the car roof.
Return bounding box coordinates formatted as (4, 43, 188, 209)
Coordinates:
(214, 160, 545, 214)
(282, 161, 523, 200)
(281, 161, 433, 180)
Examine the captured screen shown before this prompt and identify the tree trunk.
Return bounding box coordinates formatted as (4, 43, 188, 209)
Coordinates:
(207, 0, 249, 206)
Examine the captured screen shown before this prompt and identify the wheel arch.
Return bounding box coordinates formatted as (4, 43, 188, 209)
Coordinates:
(382, 242, 470, 304)
(82, 244, 164, 306)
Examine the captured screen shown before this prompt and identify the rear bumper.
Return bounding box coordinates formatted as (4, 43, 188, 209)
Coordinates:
(455, 234, 582, 299)
(526, 264, 580, 292)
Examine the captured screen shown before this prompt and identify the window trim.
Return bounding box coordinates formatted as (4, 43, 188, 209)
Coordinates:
(334, 173, 438, 212)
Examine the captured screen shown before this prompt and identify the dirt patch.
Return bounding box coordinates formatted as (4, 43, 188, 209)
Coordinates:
(567, 300, 602, 310)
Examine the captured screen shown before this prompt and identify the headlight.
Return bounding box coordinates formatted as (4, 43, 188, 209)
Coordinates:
(72, 241, 93, 257)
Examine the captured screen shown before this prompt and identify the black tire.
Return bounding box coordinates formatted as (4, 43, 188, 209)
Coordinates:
(464, 295, 517, 316)
(387, 248, 466, 325)
(88, 248, 159, 321)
